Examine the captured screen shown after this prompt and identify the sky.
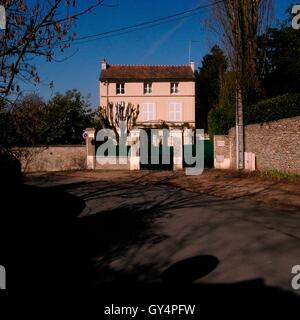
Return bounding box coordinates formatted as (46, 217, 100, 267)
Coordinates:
(24, 0, 295, 107)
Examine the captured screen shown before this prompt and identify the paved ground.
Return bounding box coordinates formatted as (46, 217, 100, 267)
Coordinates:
(32, 169, 300, 211)
(24, 170, 300, 299)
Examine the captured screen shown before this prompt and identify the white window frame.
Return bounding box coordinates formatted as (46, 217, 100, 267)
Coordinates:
(141, 103, 156, 121)
(116, 83, 125, 95)
(144, 82, 152, 95)
(169, 102, 182, 121)
(170, 82, 179, 94)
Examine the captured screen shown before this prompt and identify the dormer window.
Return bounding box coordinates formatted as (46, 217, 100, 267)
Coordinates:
(170, 82, 179, 94)
(116, 83, 125, 94)
(144, 82, 152, 94)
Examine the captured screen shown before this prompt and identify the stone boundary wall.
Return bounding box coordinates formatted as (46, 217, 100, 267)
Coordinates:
(14, 145, 86, 173)
(214, 116, 300, 173)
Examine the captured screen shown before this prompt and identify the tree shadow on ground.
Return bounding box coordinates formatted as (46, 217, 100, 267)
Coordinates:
(1, 183, 85, 289)
(2, 178, 300, 314)
(90, 255, 300, 315)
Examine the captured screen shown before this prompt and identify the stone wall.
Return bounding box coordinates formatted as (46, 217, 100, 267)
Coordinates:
(215, 116, 300, 173)
(244, 116, 300, 173)
(14, 145, 86, 173)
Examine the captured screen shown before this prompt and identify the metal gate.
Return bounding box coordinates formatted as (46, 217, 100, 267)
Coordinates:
(140, 129, 173, 170)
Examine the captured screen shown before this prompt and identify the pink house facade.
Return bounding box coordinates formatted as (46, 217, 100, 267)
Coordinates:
(99, 60, 195, 128)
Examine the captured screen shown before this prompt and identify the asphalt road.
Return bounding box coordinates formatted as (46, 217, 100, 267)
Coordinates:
(23, 173, 300, 299)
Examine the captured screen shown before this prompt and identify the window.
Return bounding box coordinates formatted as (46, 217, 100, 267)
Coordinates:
(170, 82, 179, 94)
(116, 83, 125, 94)
(144, 82, 152, 94)
(169, 102, 182, 121)
(141, 103, 155, 121)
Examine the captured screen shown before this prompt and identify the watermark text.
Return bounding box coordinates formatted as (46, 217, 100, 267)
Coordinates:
(292, 5, 300, 30)
(0, 265, 6, 289)
(291, 265, 300, 290)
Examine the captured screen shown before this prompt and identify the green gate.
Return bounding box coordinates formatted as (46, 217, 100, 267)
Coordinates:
(183, 140, 214, 169)
(140, 130, 173, 171)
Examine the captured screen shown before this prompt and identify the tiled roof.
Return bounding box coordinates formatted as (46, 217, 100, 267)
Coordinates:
(100, 64, 195, 81)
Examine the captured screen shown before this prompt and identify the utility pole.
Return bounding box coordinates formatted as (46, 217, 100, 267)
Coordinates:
(236, 84, 244, 170)
(233, 0, 244, 170)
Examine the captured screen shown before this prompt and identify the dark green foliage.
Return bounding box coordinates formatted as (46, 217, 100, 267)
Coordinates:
(195, 45, 228, 130)
(207, 14, 300, 137)
(257, 25, 300, 97)
(0, 90, 96, 148)
(207, 71, 236, 136)
(208, 106, 235, 136)
(41, 90, 94, 145)
(208, 93, 300, 135)
(244, 93, 300, 125)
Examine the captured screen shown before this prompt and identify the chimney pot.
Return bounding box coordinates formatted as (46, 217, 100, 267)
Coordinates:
(101, 59, 107, 70)
(190, 61, 195, 72)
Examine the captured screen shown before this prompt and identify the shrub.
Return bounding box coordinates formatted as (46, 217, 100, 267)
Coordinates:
(208, 105, 235, 137)
(244, 93, 300, 125)
(208, 93, 300, 136)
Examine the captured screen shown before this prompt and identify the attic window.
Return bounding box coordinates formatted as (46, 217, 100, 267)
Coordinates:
(144, 82, 152, 94)
(116, 83, 125, 94)
(170, 82, 179, 94)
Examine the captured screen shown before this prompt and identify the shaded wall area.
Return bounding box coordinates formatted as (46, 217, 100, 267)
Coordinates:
(13, 145, 86, 173)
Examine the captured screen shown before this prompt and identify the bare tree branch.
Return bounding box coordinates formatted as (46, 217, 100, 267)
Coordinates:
(0, 0, 105, 100)
(99, 102, 139, 142)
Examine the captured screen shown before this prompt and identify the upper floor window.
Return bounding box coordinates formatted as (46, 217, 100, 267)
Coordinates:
(144, 82, 152, 94)
(116, 83, 125, 94)
(170, 82, 179, 94)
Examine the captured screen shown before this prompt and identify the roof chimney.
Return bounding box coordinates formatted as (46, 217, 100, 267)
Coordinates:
(190, 61, 195, 72)
(101, 59, 107, 70)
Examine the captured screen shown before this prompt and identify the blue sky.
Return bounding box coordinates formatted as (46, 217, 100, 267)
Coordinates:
(26, 0, 295, 107)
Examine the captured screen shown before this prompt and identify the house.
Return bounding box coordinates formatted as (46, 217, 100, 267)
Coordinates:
(99, 59, 196, 129)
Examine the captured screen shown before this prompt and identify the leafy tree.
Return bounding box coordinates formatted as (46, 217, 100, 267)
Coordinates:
(9, 94, 46, 146)
(257, 25, 300, 97)
(208, 72, 236, 137)
(0, 90, 95, 147)
(41, 89, 94, 144)
(195, 45, 228, 131)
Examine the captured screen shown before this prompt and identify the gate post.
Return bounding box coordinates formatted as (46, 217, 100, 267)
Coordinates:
(85, 128, 95, 170)
(171, 129, 183, 170)
(129, 129, 140, 170)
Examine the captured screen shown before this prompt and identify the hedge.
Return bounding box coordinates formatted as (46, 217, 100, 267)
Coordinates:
(208, 93, 300, 136)
(244, 93, 300, 125)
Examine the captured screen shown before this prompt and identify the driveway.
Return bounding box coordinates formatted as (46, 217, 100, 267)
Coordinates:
(23, 171, 300, 301)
